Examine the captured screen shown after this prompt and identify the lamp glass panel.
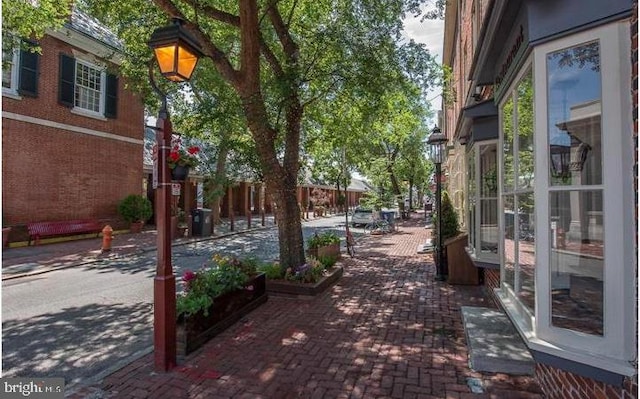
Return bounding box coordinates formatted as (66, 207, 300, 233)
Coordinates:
(177, 45, 198, 80)
(154, 45, 177, 75)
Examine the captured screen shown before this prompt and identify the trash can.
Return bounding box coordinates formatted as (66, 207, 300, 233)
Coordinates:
(380, 211, 395, 229)
(191, 208, 212, 236)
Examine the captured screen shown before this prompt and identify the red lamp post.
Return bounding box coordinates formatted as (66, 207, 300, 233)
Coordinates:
(147, 18, 202, 372)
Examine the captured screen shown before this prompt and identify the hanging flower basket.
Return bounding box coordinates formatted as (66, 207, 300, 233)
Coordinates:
(171, 165, 190, 181)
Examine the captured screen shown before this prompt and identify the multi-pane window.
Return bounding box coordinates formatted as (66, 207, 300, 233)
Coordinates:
(467, 141, 498, 263)
(500, 67, 535, 314)
(2, 36, 19, 92)
(546, 41, 604, 336)
(75, 61, 103, 113)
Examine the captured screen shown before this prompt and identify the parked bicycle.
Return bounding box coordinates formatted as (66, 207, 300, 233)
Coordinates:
(346, 229, 355, 257)
(363, 218, 394, 235)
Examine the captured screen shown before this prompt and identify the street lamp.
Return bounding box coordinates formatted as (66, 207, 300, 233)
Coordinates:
(427, 126, 448, 281)
(148, 17, 203, 372)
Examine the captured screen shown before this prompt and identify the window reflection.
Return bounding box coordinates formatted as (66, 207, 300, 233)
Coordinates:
(517, 72, 534, 189)
(502, 98, 514, 191)
(547, 41, 602, 186)
(550, 191, 603, 336)
(479, 144, 498, 257)
(503, 195, 515, 289)
(517, 193, 535, 312)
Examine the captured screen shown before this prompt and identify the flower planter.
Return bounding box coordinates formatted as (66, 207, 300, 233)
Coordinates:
(177, 273, 267, 356)
(171, 165, 190, 181)
(307, 242, 341, 260)
(266, 265, 343, 297)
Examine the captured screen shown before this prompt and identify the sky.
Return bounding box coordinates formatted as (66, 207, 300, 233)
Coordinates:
(401, 7, 445, 128)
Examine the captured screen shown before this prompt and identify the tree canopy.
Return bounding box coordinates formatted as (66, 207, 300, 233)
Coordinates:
(7, 0, 443, 269)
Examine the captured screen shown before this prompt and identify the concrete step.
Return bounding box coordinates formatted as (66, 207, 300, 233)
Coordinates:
(461, 306, 535, 375)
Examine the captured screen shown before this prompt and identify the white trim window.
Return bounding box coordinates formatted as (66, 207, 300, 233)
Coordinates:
(467, 140, 499, 264)
(2, 35, 38, 98)
(74, 59, 105, 115)
(2, 38, 19, 94)
(59, 53, 117, 119)
(498, 21, 634, 376)
(499, 64, 536, 319)
(532, 21, 635, 374)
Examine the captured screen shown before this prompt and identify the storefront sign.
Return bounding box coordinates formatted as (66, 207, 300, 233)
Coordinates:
(495, 25, 525, 90)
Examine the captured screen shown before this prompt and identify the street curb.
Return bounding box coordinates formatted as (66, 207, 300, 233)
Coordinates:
(1, 215, 338, 281)
(1, 224, 277, 281)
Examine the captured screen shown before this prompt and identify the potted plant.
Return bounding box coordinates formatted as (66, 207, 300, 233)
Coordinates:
(176, 255, 267, 355)
(117, 194, 153, 233)
(306, 231, 341, 261)
(168, 138, 200, 181)
(259, 255, 343, 297)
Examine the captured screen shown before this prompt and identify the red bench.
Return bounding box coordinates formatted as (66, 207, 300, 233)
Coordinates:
(27, 219, 102, 246)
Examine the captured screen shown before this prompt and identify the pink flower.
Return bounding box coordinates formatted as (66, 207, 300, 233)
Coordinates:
(182, 270, 196, 282)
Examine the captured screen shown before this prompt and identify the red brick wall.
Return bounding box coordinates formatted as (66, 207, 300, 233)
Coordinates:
(2, 34, 144, 239)
(483, 268, 501, 308)
(536, 363, 637, 399)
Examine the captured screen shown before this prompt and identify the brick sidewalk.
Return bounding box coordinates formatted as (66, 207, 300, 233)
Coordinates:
(68, 216, 544, 399)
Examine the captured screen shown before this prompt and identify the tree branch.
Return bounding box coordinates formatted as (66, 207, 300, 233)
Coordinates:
(265, 0, 299, 63)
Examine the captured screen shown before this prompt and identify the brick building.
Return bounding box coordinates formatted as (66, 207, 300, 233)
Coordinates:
(2, 9, 145, 242)
(442, 0, 637, 398)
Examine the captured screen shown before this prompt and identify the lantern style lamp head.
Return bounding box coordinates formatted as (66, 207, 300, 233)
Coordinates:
(427, 126, 448, 165)
(148, 18, 203, 82)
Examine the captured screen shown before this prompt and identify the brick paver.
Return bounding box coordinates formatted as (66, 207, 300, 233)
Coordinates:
(66, 215, 544, 398)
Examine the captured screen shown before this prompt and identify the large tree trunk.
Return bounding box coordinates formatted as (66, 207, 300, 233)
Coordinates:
(209, 145, 229, 224)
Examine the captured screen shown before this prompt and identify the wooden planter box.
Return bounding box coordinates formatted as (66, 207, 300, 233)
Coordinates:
(177, 273, 267, 356)
(266, 265, 343, 297)
(444, 233, 480, 285)
(307, 242, 341, 260)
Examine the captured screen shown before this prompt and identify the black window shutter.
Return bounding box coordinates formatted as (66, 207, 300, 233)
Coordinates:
(18, 44, 39, 97)
(105, 73, 117, 118)
(58, 53, 75, 107)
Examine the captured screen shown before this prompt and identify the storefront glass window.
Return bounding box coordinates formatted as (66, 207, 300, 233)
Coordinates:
(546, 41, 604, 336)
(501, 68, 535, 312)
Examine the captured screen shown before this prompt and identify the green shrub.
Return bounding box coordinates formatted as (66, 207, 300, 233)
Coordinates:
(177, 254, 254, 317)
(117, 194, 152, 223)
(318, 255, 337, 268)
(257, 262, 284, 280)
(307, 231, 340, 249)
(433, 190, 460, 241)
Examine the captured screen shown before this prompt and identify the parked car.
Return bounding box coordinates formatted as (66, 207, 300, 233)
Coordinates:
(351, 207, 374, 227)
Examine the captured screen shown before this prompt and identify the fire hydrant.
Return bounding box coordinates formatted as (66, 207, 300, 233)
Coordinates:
(101, 225, 113, 253)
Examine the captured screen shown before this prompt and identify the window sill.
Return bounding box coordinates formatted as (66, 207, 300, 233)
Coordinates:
(2, 91, 22, 100)
(495, 289, 636, 385)
(465, 247, 500, 269)
(71, 108, 108, 121)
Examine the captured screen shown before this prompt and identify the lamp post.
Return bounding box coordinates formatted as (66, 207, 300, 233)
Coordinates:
(427, 126, 448, 281)
(147, 18, 202, 372)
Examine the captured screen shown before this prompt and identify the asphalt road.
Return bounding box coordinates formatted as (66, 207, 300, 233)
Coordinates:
(1, 215, 358, 390)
